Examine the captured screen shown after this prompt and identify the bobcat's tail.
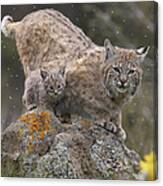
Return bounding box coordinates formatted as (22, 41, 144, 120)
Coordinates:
(1, 15, 19, 38)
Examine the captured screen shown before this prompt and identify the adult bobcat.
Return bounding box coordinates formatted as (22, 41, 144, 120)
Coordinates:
(57, 40, 149, 139)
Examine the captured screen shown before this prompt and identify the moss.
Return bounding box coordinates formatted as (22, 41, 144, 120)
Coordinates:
(1, 153, 23, 177)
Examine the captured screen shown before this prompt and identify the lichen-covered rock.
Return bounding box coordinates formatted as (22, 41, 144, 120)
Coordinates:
(1, 110, 141, 179)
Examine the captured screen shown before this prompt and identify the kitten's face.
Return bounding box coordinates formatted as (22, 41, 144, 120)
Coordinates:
(41, 70, 66, 99)
(103, 39, 149, 102)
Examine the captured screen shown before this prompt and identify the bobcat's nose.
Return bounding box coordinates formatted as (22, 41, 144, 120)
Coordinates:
(118, 76, 127, 88)
(120, 74, 127, 82)
(120, 79, 127, 86)
(54, 90, 58, 95)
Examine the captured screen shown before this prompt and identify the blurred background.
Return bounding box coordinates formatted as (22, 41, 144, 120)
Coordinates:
(1, 2, 157, 157)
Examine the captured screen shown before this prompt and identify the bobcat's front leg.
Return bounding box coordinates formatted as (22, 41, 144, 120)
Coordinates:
(94, 112, 126, 141)
(38, 90, 54, 113)
(91, 111, 118, 135)
(112, 112, 126, 141)
(22, 88, 37, 111)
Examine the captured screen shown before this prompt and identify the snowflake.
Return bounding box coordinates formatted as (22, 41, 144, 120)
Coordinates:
(9, 96, 13, 100)
(111, 10, 114, 15)
(116, 30, 120, 35)
(122, 19, 126, 23)
(144, 34, 148, 39)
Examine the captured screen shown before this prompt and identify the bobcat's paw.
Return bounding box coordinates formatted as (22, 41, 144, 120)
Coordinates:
(27, 104, 37, 111)
(105, 121, 118, 133)
(95, 120, 118, 134)
(95, 120, 126, 141)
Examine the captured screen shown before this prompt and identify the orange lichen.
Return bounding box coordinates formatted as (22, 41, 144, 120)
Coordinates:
(19, 111, 53, 154)
(39, 131, 45, 140)
(19, 112, 52, 135)
(27, 142, 36, 154)
(31, 134, 35, 141)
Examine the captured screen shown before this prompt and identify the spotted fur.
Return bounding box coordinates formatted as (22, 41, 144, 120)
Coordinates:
(1, 9, 94, 76)
(23, 68, 66, 111)
(57, 40, 149, 139)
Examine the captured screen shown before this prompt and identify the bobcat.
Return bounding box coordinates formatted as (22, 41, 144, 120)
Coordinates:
(1, 9, 94, 76)
(57, 39, 149, 139)
(2, 9, 149, 139)
(22, 67, 66, 111)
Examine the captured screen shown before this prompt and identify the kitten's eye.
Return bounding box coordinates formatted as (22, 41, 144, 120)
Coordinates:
(128, 69, 135, 75)
(57, 84, 61, 89)
(113, 67, 120, 73)
(50, 86, 54, 90)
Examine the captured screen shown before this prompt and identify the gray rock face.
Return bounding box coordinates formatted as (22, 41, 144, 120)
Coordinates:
(1, 110, 141, 179)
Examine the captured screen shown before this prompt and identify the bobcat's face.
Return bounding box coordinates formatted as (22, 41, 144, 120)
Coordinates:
(41, 69, 66, 99)
(103, 59, 142, 98)
(102, 39, 149, 102)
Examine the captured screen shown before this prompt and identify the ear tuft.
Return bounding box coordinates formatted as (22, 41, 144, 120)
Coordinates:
(136, 46, 150, 56)
(40, 70, 48, 80)
(104, 38, 115, 59)
(59, 66, 66, 76)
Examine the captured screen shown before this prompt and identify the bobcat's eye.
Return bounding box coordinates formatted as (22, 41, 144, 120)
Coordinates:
(113, 67, 120, 73)
(128, 69, 135, 75)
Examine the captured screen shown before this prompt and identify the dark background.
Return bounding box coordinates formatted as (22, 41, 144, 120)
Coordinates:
(1, 2, 157, 157)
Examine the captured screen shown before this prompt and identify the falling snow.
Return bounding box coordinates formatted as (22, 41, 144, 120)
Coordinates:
(3, 45, 6, 49)
(144, 34, 148, 39)
(9, 96, 13, 100)
(92, 28, 96, 32)
(111, 10, 114, 14)
(146, 25, 150, 30)
(10, 74, 14, 78)
(116, 30, 120, 35)
(122, 19, 126, 23)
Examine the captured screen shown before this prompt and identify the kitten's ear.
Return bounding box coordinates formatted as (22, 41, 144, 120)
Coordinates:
(136, 46, 150, 57)
(40, 70, 48, 80)
(59, 66, 66, 76)
(104, 38, 116, 59)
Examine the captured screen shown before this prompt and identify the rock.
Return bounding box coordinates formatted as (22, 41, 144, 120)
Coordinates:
(1, 110, 141, 179)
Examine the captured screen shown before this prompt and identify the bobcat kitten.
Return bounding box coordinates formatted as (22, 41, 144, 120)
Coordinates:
(23, 68, 66, 111)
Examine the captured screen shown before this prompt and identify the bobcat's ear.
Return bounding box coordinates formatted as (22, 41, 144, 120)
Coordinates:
(40, 70, 48, 80)
(104, 38, 116, 60)
(136, 46, 150, 57)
